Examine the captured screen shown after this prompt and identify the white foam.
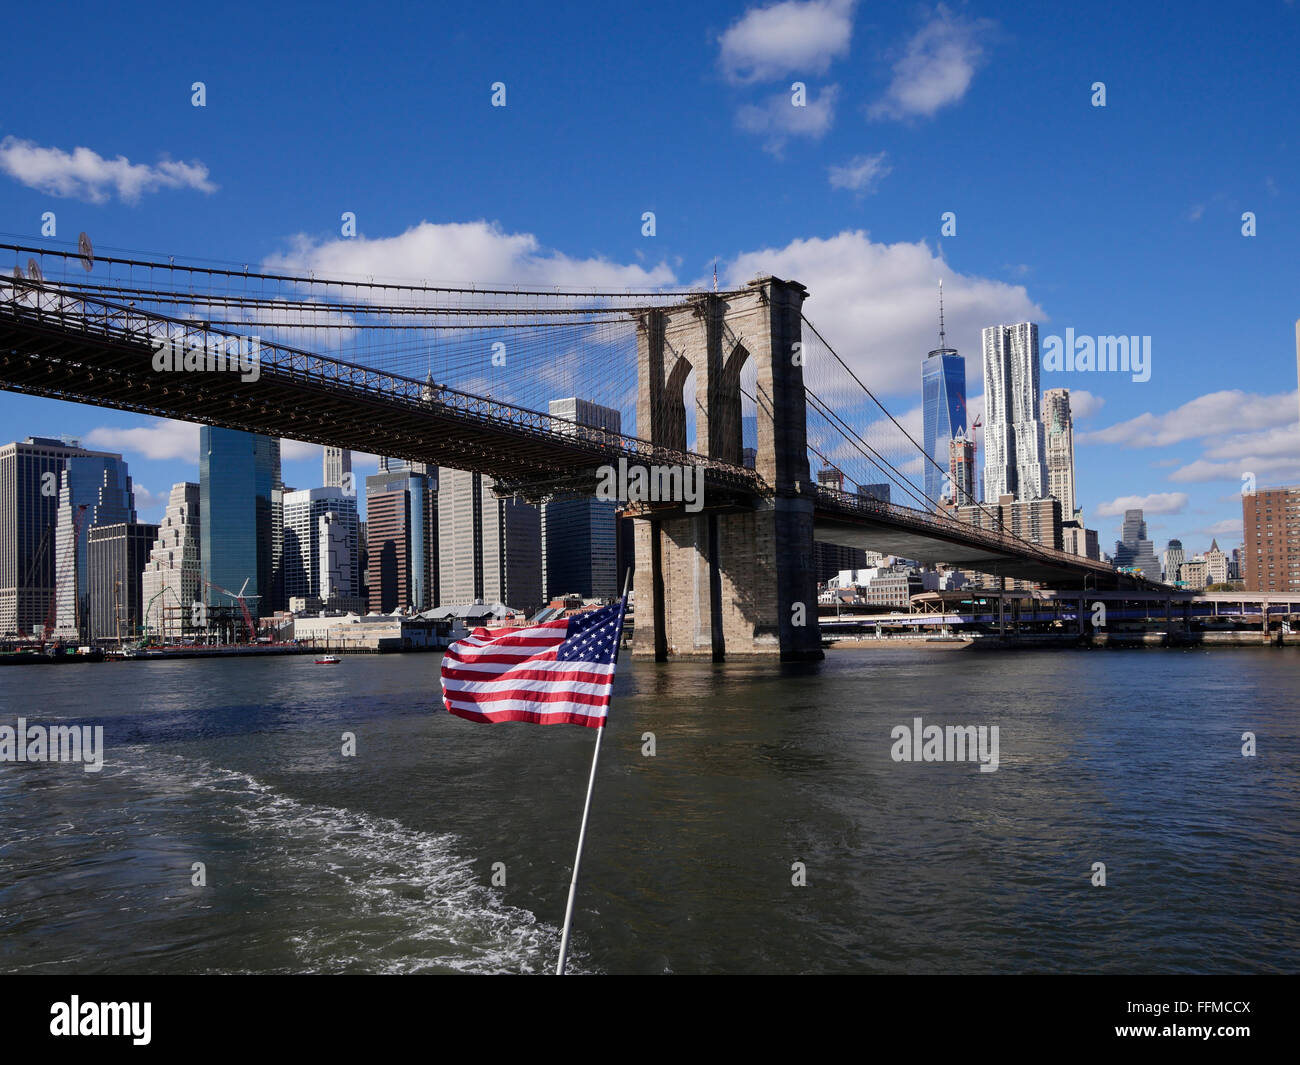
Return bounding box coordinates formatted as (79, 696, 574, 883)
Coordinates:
(105, 750, 592, 974)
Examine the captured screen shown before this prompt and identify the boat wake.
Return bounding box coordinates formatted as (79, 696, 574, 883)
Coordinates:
(101, 749, 586, 975)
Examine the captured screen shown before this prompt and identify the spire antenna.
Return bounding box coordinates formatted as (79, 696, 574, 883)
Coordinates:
(938, 278, 947, 350)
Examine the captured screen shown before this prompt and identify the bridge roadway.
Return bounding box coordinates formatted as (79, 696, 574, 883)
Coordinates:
(809, 488, 1144, 590)
(0, 277, 762, 505)
(1, 276, 1148, 591)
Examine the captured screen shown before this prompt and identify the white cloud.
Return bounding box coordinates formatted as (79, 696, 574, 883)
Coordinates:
(1095, 492, 1189, 518)
(281, 439, 321, 462)
(0, 136, 216, 204)
(1078, 390, 1298, 448)
(1168, 453, 1300, 484)
(828, 151, 891, 195)
(274, 226, 1036, 413)
(869, 5, 993, 120)
(83, 420, 376, 481)
(85, 419, 198, 462)
(132, 483, 171, 514)
(1067, 389, 1105, 420)
(1166, 422, 1300, 484)
(265, 220, 675, 292)
(1201, 422, 1300, 462)
(213, 301, 357, 353)
(264, 224, 1037, 463)
(1078, 388, 1300, 486)
(736, 85, 839, 154)
(724, 230, 1041, 398)
(718, 0, 856, 84)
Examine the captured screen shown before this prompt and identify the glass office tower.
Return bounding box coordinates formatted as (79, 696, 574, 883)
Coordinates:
(922, 347, 966, 505)
(199, 427, 281, 616)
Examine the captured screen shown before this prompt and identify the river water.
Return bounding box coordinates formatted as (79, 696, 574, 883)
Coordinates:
(1, 646, 1296, 974)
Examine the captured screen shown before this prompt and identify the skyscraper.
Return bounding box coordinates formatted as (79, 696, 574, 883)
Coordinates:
(319, 511, 358, 602)
(365, 467, 436, 612)
(439, 468, 542, 614)
(1162, 539, 1185, 584)
(541, 398, 622, 601)
(87, 521, 159, 643)
(948, 435, 976, 507)
(199, 427, 281, 617)
(982, 323, 1047, 502)
(283, 487, 360, 605)
(323, 447, 352, 490)
(1113, 509, 1160, 578)
(1042, 388, 1077, 522)
(922, 283, 966, 505)
(141, 483, 202, 641)
(0, 436, 126, 637)
(53, 452, 136, 638)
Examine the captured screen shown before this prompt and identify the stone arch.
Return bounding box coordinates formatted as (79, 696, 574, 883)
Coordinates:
(663, 353, 692, 454)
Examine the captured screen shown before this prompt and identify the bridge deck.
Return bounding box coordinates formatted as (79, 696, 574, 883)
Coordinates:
(812, 488, 1154, 591)
(0, 280, 762, 502)
(2, 276, 1145, 591)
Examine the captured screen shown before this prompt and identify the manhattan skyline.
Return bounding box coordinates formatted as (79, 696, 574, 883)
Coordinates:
(0, 0, 1296, 555)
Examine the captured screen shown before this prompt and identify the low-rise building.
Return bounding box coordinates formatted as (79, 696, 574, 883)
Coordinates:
(1179, 558, 1209, 590)
(289, 611, 460, 651)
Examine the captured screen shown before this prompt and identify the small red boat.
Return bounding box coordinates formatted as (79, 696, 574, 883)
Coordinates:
(315, 655, 341, 664)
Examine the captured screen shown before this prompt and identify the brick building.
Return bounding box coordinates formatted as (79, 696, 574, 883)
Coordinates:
(1243, 485, 1300, 592)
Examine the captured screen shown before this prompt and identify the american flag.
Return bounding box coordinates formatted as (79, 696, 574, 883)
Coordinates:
(440, 598, 628, 728)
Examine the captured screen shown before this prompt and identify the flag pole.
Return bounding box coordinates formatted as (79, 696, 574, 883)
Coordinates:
(555, 568, 632, 976)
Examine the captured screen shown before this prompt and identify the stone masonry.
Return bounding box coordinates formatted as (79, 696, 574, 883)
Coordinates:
(632, 277, 822, 661)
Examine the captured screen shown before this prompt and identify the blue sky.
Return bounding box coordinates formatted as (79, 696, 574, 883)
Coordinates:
(1, 0, 1297, 555)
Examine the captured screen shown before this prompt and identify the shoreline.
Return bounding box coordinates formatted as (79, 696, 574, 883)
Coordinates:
(826, 631, 1298, 650)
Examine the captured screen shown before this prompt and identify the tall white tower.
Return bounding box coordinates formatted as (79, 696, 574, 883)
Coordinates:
(982, 323, 1047, 502)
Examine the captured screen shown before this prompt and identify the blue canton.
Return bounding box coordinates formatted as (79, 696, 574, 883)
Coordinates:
(556, 599, 626, 665)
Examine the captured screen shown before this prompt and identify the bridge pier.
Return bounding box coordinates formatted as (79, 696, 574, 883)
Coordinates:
(631, 277, 822, 661)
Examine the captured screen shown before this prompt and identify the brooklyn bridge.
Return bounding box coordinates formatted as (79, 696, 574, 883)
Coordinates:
(0, 240, 1154, 661)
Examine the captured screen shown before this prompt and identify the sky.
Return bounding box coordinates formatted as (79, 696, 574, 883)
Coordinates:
(1, 0, 1297, 556)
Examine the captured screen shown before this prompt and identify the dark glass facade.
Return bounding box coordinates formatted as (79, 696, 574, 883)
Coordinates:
(922, 349, 966, 506)
(199, 427, 280, 616)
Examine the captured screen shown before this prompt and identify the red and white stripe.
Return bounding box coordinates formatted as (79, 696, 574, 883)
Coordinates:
(440, 618, 614, 727)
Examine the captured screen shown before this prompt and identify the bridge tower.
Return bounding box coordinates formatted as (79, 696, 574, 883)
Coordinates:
(632, 276, 822, 661)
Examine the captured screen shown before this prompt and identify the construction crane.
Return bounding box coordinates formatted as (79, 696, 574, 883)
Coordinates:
(199, 576, 260, 644)
(144, 583, 183, 645)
